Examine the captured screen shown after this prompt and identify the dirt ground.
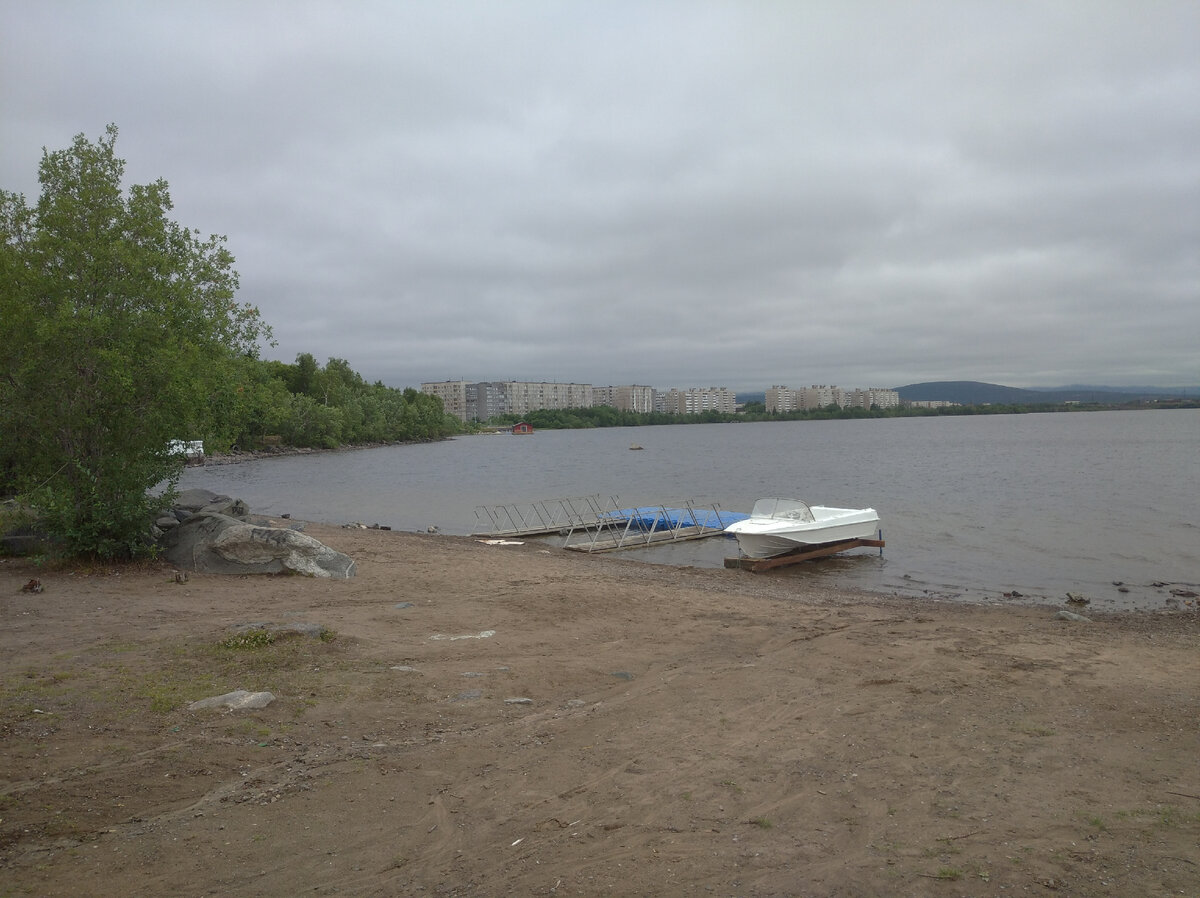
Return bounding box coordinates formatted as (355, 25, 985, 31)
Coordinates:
(1, 524, 1197, 897)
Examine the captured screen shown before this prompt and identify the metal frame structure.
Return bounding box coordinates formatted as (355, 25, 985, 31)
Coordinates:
(563, 499, 733, 553)
(473, 495, 615, 537)
(473, 495, 737, 553)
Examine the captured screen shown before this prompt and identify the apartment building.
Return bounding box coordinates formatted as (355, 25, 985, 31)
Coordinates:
(766, 385, 900, 412)
(658, 386, 737, 415)
(592, 384, 655, 413)
(420, 380, 469, 421)
(848, 388, 901, 409)
(467, 381, 511, 420)
(422, 380, 593, 422)
(506, 381, 593, 416)
(765, 385, 798, 413)
(424, 378, 895, 422)
(797, 384, 843, 409)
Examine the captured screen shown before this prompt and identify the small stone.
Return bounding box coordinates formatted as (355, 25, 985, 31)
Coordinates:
(505, 697, 533, 705)
(188, 690, 275, 711)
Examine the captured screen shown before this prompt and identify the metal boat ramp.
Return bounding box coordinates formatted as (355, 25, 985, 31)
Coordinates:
(473, 496, 746, 553)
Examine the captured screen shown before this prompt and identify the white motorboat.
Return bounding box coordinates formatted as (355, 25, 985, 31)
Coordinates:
(724, 498, 880, 559)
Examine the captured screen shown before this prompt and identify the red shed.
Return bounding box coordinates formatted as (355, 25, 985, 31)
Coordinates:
(511, 422, 534, 435)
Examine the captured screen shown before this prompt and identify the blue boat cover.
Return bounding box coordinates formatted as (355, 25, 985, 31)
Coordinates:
(599, 507, 749, 532)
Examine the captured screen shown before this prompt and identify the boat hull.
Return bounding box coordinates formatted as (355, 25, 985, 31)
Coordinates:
(725, 505, 880, 559)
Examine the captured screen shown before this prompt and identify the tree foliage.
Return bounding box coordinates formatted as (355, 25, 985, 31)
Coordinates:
(230, 355, 456, 450)
(0, 126, 270, 557)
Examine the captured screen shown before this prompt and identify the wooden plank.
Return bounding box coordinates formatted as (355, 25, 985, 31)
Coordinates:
(724, 537, 884, 572)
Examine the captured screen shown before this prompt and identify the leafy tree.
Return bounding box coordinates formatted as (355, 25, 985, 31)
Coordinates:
(290, 352, 320, 397)
(0, 126, 271, 557)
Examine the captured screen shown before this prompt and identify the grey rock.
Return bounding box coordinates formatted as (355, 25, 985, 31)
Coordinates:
(188, 689, 275, 711)
(173, 488, 227, 514)
(162, 512, 356, 579)
(1056, 610, 1092, 623)
(155, 515, 180, 531)
(200, 497, 250, 518)
(505, 697, 533, 705)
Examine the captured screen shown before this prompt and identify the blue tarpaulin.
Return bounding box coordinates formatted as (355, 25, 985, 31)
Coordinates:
(599, 507, 749, 532)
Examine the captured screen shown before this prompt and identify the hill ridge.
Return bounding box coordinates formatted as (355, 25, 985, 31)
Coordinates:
(894, 381, 1198, 404)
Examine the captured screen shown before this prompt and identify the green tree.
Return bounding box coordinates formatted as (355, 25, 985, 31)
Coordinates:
(0, 126, 271, 557)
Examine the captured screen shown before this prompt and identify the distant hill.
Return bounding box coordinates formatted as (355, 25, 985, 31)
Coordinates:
(894, 381, 1197, 405)
(1034, 384, 1200, 397)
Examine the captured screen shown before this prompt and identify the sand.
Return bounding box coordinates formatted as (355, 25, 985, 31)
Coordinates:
(1, 524, 1197, 897)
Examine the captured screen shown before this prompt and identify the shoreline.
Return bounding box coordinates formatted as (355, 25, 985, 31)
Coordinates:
(1, 524, 1196, 896)
(200, 437, 452, 466)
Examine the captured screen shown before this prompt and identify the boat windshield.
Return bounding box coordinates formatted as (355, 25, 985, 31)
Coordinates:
(749, 498, 815, 522)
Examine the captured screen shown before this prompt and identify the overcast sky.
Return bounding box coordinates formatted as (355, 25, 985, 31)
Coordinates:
(3, 2, 1197, 391)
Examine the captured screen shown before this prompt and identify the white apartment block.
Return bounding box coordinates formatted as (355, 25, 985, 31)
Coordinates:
(506, 381, 593, 416)
(800, 385, 843, 409)
(766, 385, 900, 412)
(658, 386, 737, 415)
(593, 384, 655, 413)
(422, 380, 593, 421)
(849, 388, 900, 409)
(420, 380, 469, 420)
(424, 378, 897, 422)
(765, 385, 798, 413)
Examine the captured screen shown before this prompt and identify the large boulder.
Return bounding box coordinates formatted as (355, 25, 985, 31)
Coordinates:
(162, 512, 356, 579)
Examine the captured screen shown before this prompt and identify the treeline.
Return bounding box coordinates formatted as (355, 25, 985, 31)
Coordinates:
(221, 353, 458, 451)
(492, 406, 717, 429)
(490, 399, 1196, 431)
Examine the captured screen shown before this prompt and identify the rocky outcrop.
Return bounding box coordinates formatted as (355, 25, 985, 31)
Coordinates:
(161, 511, 356, 579)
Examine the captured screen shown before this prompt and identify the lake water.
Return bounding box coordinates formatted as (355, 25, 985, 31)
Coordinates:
(179, 409, 1199, 612)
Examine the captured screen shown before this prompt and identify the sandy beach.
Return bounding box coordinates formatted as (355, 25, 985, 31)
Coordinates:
(1, 524, 1197, 897)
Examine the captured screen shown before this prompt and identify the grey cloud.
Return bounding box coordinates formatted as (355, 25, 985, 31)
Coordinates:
(2, 1, 1197, 391)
